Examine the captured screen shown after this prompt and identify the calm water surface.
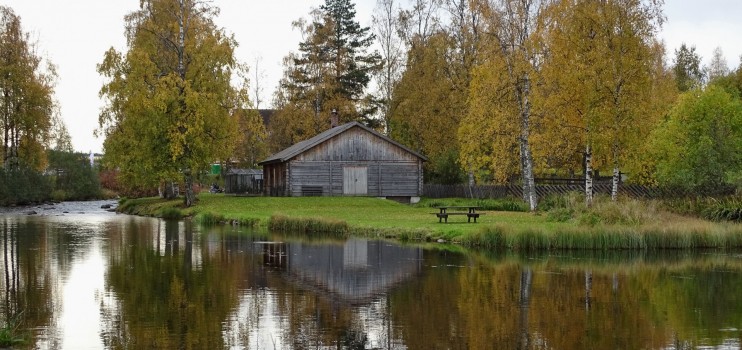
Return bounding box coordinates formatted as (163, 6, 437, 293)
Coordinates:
(1, 202, 742, 349)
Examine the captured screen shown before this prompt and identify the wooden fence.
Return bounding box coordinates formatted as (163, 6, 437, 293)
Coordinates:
(423, 183, 736, 200)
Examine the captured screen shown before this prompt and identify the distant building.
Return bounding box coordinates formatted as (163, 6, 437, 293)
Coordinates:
(259, 121, 427, 203)
(224, 168, 263, 194)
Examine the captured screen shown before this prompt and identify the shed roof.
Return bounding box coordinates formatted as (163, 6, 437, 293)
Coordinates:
(259, 121, 427, 165)
(226, 168, 263, 175)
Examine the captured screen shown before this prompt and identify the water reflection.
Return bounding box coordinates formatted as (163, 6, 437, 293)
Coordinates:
(1, 209, 742, 349)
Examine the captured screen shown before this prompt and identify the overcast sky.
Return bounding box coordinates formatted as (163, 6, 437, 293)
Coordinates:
(3, 0, 741, 154)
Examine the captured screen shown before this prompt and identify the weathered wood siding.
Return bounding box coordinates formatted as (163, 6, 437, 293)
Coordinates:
(263, 163, 288, 196)
(287, 160, 422, 197)
(269, 126, 424, 197)
(296, 128, 419, 162)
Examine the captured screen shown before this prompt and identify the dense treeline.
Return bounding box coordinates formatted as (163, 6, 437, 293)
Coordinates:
(0, 151, 102, 205)
(270, 0, 742, 210)
(90, 0, 740, 209)
(3, 1, 740, 209)
(0, 7, 101, 205)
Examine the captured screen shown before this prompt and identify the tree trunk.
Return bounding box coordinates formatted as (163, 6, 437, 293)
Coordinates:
(160, 182, 178, 199)
(183, 169, 195, 207)
(518, 268, 532, 349)
(585, 144, 593, 206)
(585, 270, 592, 310)
(611, 166, 620, 201)
(519, 73, 538, 211)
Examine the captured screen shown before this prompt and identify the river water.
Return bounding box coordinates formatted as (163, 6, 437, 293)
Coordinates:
(1, 201, 741, 349)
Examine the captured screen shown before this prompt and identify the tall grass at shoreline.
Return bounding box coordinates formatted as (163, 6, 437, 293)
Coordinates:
(458, 220, 742, 250)
(268, 215, 349, 237)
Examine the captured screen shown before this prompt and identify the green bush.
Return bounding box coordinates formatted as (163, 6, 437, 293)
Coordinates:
(542, 193, 661, 226)
(663, 196, 742, 222)
(416, 197, 528, 212)
(51, 190, 67, 202)
(0, 166, 52, 205)
(546, 208, 574, 222)
(159, 207, 183, 220)
(47, 150, 102, 200)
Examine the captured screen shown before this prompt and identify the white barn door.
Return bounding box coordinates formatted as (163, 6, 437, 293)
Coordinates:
(343, 166, 368, 195)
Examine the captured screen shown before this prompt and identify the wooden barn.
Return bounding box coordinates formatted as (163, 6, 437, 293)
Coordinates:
(259, 122, 427, 202)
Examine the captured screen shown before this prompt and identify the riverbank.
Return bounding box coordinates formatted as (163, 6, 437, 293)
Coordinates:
(117, 194, 742, 249)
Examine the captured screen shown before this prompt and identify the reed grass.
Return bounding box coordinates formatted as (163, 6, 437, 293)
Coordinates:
(0, 312, 26, 347)
(455, 218, 742, 250)
(268, 214, 349, 238)
(0, 327, 24, 348)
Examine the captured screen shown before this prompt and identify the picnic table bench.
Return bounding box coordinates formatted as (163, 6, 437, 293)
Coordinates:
(433, 206, 481, 223)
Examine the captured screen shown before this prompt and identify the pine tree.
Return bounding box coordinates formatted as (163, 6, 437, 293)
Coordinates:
(673, 43, 704, 92)
(275, 0, 381, 140)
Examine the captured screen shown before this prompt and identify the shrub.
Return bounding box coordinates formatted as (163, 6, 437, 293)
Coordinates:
(0, 166, 52, 205)
(47, 150, 102, 200)
(159, 207, 183, 220)
(415, 197, 528, 212)
(546, 208, 574, 222)
(542, 193, 663, 226)
(51, 190, 67, 202)
(663, 196, 742, 222)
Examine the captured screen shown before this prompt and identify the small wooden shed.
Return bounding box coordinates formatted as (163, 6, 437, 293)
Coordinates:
(224, 168, 263, 194)
(259, 122, 427, 201)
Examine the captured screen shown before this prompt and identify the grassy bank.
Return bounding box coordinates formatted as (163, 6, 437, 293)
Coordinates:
(118, 194, 742, 250)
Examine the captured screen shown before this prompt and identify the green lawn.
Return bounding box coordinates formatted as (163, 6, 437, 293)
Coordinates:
(119, 193, 742, 249)
(193, 194, 566, 236)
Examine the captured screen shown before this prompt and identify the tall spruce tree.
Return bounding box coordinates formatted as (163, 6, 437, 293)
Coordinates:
(673, 43, 704, 92)
(275, 0, 381, 142)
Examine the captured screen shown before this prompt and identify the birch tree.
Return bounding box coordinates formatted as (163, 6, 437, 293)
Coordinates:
(0, 6, 56, 171)
(98, 0, 244, 207)
(707, 46, 729, 83)
(472, 0, 546, 210)
(372, 0, 405, 133)
(542, 0, 665, 203)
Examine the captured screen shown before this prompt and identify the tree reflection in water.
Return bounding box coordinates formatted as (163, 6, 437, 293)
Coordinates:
(2, 213, 742, 349)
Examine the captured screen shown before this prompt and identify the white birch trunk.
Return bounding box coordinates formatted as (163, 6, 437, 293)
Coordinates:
(611, 166, 620, 201)
(520, 73, 537, 211)
(177, 0, 186, 80)
(585, 144, 593, 206)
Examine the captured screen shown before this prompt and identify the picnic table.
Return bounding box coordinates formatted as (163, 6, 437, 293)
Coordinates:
(433, 206, 481, 223)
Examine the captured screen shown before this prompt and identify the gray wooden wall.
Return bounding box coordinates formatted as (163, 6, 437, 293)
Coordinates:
(268, 126, 425, 197)
(288, 160, 422, 197)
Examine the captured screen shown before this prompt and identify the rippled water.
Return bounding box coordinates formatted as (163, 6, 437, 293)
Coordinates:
(1, 202, 742, 349)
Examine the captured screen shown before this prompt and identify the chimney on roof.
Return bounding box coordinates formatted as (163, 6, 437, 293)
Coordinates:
(330, 108, 338, 128)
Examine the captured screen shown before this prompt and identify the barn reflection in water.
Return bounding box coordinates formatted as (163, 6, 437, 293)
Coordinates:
(258, 238, 423, 304)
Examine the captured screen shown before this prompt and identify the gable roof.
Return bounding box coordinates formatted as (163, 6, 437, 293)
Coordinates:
(259, 121, 427, 165)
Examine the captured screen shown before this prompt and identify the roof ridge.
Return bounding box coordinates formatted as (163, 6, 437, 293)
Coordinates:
(258, 121, 427, 165)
